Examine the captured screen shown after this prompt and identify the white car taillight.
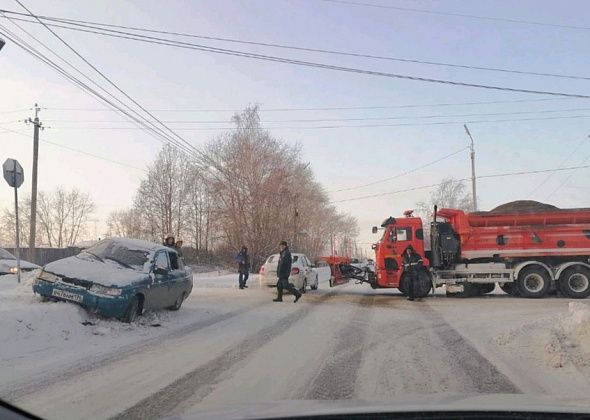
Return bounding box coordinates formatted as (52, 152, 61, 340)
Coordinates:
(291, 267, 300, 275)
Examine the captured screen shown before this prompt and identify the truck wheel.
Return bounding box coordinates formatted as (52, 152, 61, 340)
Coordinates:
(517, 266, 551, 298)
(559, 266, 590, 299)
(499, 282, 519, 296)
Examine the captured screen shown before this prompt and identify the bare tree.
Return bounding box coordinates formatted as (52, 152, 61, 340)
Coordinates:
(416, 177, 473, 218)
(37, 188, 95, 247)
(0, 198, 32, 247)
(106, 209, 142, 238)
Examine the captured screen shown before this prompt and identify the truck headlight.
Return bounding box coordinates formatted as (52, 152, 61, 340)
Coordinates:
(38, 270, 59, 283)
(90, 284, 122, 296)
(9, 267, 18, 274)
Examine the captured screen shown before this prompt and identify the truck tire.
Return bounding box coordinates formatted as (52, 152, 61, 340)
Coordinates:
(399, 270, 431, 298)
(499, 282, 519, 296)
(517, 266, 551, 298)
(558, 266, 590, 299)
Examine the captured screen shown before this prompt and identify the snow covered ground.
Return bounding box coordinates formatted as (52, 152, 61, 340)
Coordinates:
(1, 271, 589, 419)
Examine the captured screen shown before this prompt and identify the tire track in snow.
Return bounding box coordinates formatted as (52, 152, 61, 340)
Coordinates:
(112, 289, 342, 420)
(300, 295, 375, 400)
(4, 303, 265, 400)
(419, 304, 520, 394)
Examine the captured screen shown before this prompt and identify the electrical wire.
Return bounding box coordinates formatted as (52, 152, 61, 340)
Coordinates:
(0, 125, 147, 172)
(0, 18, 195, 157)
(331, 164, 590, 203)
(39, 97, 582, 113)
(3, 11, 590, 99)
(320, 0, 590, 32)
(12, 1, 201, 160)
(328, 147, 469, 193)
(41, 113, 590, 130)
(40, 106, 590, 124)
(2, 9, 589, 81)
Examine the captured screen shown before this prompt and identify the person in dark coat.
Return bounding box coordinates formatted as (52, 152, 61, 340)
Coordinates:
(235, 246, 251, 289)
(163, 235, 175, 248)
(402, 245, 424, 301)
(274, 241, 302, 303)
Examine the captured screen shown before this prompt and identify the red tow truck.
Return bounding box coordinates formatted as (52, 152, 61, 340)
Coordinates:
(331, 201, 590, 299)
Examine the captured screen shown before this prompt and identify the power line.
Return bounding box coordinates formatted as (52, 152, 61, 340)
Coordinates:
(39, 97, 582, 113)
(527, 135, 589, 197)
(320, 0, 590, 32)
(12, 1, 201, 160)
(0, 20, 193, 155)
(40, 106, 590, 124)
(545, 152, 590, 199)
(0, 125, 147, 172)
(0, 107, 31, 114)
(4, 11, 590, 99)
(328, 147, 468, 193)
(331, 164, 590, 203)
(0, 12, 198, 159)
(42, 113, 590, 130)
(2, 10, 589, 81)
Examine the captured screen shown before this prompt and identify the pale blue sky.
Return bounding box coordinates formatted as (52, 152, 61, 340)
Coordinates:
(1, 0, 589, 248)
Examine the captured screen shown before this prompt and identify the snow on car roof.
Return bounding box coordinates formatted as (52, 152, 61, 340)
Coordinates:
(93, 238, 166, 253)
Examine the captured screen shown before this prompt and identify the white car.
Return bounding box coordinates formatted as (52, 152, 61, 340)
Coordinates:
(0, 248, 40, 275)
(259, 253, 319, 292)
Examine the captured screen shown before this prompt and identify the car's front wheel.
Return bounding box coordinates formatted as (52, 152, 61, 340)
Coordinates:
(121, 296, 140, 323)
(169, 292, 187, 311)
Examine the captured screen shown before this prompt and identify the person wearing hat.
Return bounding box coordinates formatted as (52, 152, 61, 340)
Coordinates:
(163, 235, 175, 249)
(402, 245, 423, 301)
(274, 241, 302, 303)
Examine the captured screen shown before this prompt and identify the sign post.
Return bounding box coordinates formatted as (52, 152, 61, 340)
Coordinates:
(3, 158, 24, 283)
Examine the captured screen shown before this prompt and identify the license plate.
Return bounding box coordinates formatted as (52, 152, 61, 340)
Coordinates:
(52, 289, 83, 303)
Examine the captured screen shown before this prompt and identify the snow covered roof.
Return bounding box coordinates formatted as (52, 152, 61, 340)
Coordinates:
(91, 238, 165, 253)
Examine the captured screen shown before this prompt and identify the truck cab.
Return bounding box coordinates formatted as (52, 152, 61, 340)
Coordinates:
(372, 211, 429, 289)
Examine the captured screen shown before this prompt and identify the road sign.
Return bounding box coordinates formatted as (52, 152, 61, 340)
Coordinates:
(3, 158, 24, 188)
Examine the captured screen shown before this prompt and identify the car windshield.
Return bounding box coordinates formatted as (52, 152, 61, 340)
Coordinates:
(85, 241, 149, 269)
(0, 249, 15, 260)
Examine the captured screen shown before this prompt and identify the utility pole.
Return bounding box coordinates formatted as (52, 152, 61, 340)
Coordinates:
(464, 124, 477, 211)
(27, 104, 42, 263)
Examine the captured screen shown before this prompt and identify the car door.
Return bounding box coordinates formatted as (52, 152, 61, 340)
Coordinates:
(166, 250, 188, 302)
(149, 250, 172, 309)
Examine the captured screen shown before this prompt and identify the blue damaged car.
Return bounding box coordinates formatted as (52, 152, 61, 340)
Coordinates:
(32, 238, 193, 322)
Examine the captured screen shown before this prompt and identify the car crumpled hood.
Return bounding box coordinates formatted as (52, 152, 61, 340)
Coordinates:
(44, 253, 146, 288)
(0, 259, 39, 270)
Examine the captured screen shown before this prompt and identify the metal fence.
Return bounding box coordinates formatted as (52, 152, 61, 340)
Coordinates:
(3, 247, 81, 266)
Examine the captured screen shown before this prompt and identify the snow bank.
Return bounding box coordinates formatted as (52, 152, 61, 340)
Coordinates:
(495, 302, 590, 370)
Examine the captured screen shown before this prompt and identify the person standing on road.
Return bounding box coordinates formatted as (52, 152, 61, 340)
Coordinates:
(274, 241, 302, 303)
(235, 246, 251, 290)
(402, 245, 424, 302)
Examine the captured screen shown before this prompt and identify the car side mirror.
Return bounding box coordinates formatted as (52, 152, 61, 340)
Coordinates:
(372, 226, 378, 234)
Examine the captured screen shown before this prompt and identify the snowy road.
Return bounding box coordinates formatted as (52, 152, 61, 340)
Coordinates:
(2, 272, 590, 419)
